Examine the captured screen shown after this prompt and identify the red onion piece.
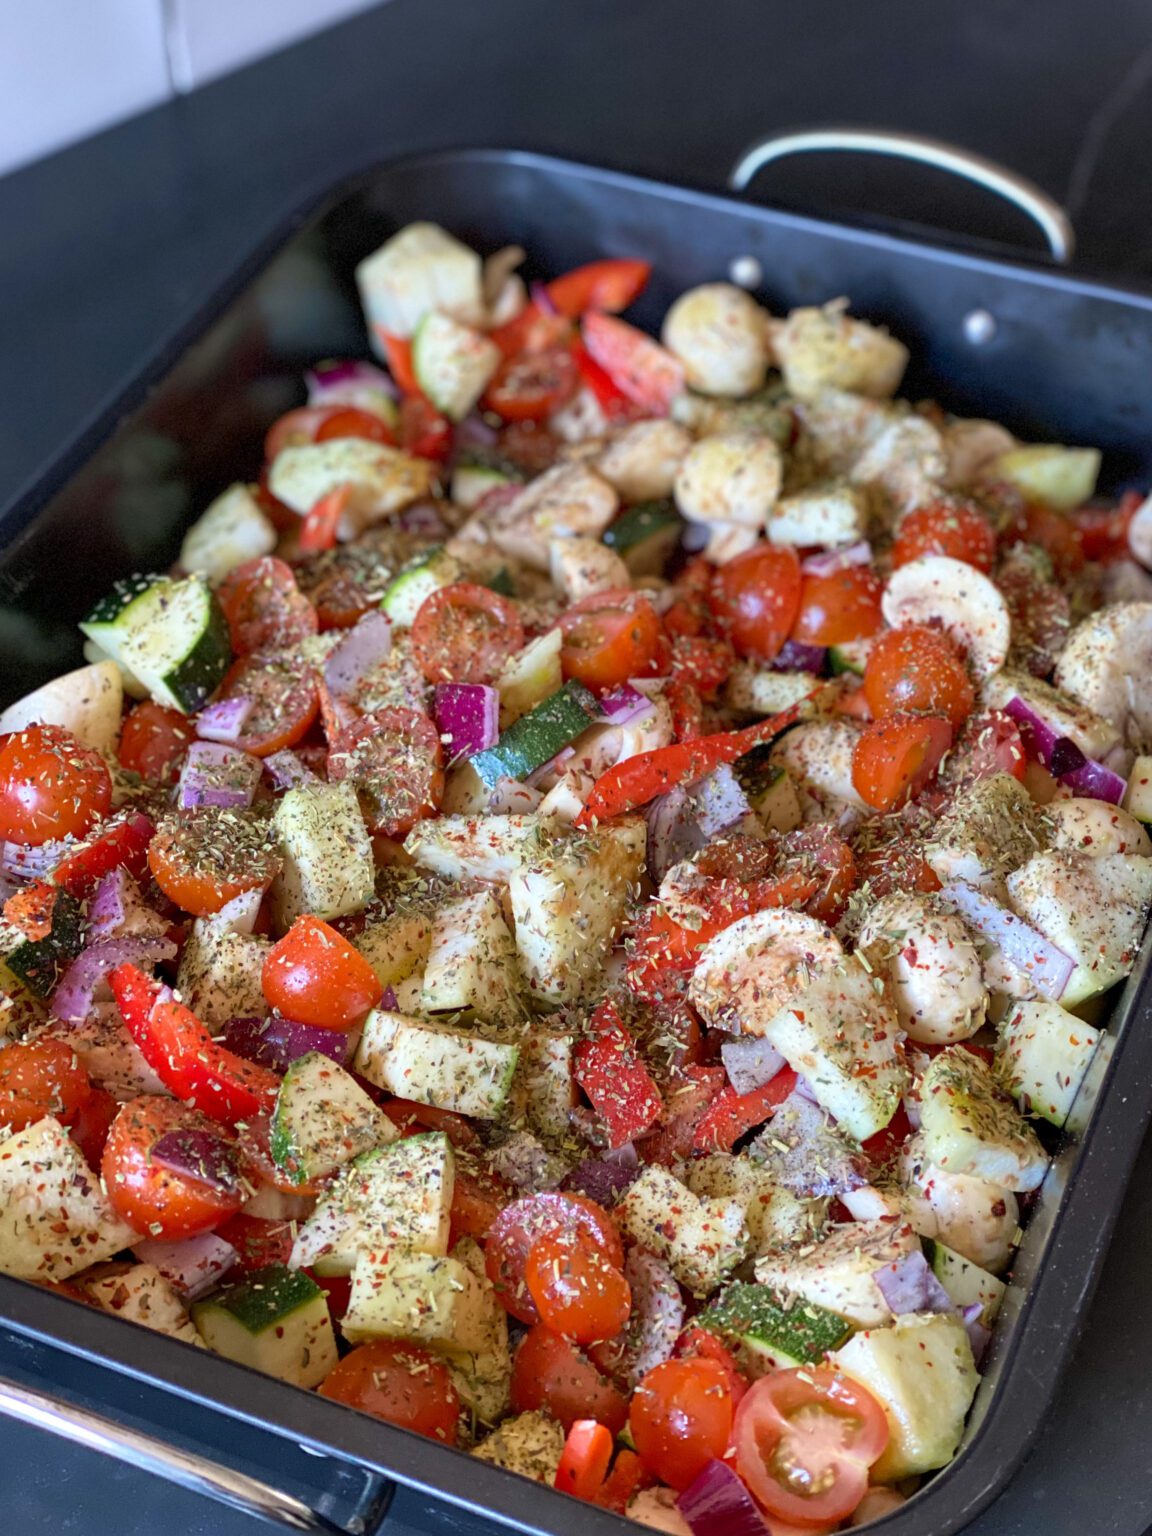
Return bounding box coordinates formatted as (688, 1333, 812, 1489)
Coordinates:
(150, 1128, 241, 1193)
(306, 358, 398, 409)
(693, 763, 750, 836)
(561, 1143, 641, 1206)
(721, 1036, 786, 1095)
(681, 520, 712, 554)
(597, 683, 653, 725)
(940, 879, 1073, 1000)
(962, 1301, 992, 1365)
(2, 839, 67, 881)
(132, 1232, 236, 1300)
(645, 783, 706, 883)
(874, 1249, 955, 1316)
(434, 683, 500, 759)
(323, 612, 393, 699)
(380, 985, 399, 1011)
(263, 749, 319, 791)
(454, 413, 500, 453)
(196, 696, 253, 745)
(223, 1014, 351, 1073)
(397, 500, 450, 537)
(51, 937, 176, 1026)
(677, 1459, 767, 1536)
(178, 741, 261, 810)
(1004, 695, 1126, 804)
(800, 540, 873, 576)
(87, 868, 168, 943)
(623, 1248, 685, 1385)
(529, 279, 559, 317)
(215, 887, 263, 936)
(770, 639, 827, 674)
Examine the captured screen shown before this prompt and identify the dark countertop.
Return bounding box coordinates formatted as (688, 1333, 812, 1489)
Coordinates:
(3, 1, 1152, 1531)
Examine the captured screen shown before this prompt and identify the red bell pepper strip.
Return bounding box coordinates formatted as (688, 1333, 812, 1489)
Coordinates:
(377, 332, 420, 395)
(50, 811, 155, 899)
(692, 1067, 798, 1153)
(581, 312, 684, 416)
(576, 699, 814, 828)
(554, 1419, 614, 1502)
(110, 963, 280, 1124)
(594, 1448, 650, 1513)
(639, 1063, 726, 1167)
(299, 485, 350, 554)
(573, 1000, 663, 1149)
(546, 260, 652, 320)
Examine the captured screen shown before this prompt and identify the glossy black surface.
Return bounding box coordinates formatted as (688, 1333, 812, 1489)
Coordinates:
(3, 1, 1152, 1532)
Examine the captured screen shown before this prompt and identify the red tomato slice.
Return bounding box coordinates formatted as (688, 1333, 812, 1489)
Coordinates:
(793, 567, 884, 647)
(0, 725, 111, 847)
(581, 312, 684, 415)
(711, 545, 803, 663)
(314, 407, 395, 445)
(851, 713, 953, 811)
(262, 914, 383, 1031)
(327, 706, 444, 836)
(546, 260, 652, 319)
(102, 1096, 246, 1239)
(893, 498, 997, 574)
(673, 1326, 749, 1406)
(510, 1325, 628, 1434)
(1075, 492, 1139, 563)
(485, 1191, 623, 1325)
(483, 346, 579, 422)
(1003, 502, 1084, 577)
(733, 1368, 889, 1528)
(117, 702, 197, 784)
(299, 487, 351, 554)
(218, 654, 319, 757)
(217, 557, 318, 656)
(410, 582, 525, 685)
(559, 590, 667, 690)
(449, 1163, 512, 1245)
(555, 1419, 615, 1501)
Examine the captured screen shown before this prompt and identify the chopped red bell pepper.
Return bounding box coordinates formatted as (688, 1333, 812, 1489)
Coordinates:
(377, 331, 420, 395)
(594, 1449, 650, 1513)
(555, 1419, 614, 1502)
(546, 259, 652, 319)
(571, 339, 636, 420)
(110, 962, 280, 1124)
(581, 312, 684, 415)
(50, 811, 155, 898)
(573, 1000, 663, 1149)
(639, 1063, 726, 1167)
(299, 485, 350, 553)
(575, 698, 814, 827)
(692, 1067, 798, 1153)
(3, 881, 60, 941)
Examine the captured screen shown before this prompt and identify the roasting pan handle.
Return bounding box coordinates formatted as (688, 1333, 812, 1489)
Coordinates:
(728, 126, 1075, 263)
(0, 1372, 386, 1533)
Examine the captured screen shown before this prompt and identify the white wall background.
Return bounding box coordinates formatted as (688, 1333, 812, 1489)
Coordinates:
(0, 0, 386, 177)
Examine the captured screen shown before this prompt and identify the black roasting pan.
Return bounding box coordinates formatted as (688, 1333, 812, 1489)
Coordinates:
(2, 137, 1152, 1536)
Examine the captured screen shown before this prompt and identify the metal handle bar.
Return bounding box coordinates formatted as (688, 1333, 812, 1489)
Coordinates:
(0, 1373, 356, 1532)
(729, 126, 1075, 263)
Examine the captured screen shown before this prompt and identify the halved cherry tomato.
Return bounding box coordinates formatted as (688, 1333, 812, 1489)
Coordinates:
(319, 1340, 459, 1443)
(236, 1112, 323, 1198)
(863, 625, 975, 728)
(49, 810, 154, 899)
(510, 1325, 628, 1434)
(673, 1326, 749, 1406)
(581, 313, 684, 415)
(314, 407, 395, 444)
(630, 1358, 734, 1491)
(559, 590, 667, 690)
(485, 1191, 623, 1325)
(733, 1367, 889, 1528)
(1075, 492, 1140, 563)
(483, 346, 579, 422)
(711, 545, 803, 663)
(215, 1212, 295, 1270)
(940, 708, 1027, 786)
(547, 260, 652, 319)
(665, 677, 706, 742)
(217, 557, 318, 657)
(301, 552, 379, 631)
(1004, 501, 1084, 577)
(102, 1096, 245, 1239)
(0, 1039, 91, 1133)
(65, 1085, 118, 1170)
(397, 395, 452, 461)
(117, 702, 197, 784)
(147, 811, 280, 917)
(262, 914, 382, 1031)
(299, 487, 350, 554)
(555, 1419, 615, 1501)
(779, 824, 858, 925)
(0, 725, 111, 846)
(692, 1067, 798, 1153)
(111, 964, 280, 1123)
(851, 714, 953, 811)
(855, 840, 941, 898)
(376, 332, 419, 394)
(526, 1230, 631, 1344)
(893, 498, 997, 573)
(327, 706, 444, 837)
(410, 582, 525, 685)
(218, 655, 319, 757)
(264, 406, 342, 462)
(449, 1163, 512, 1244)
(489, 305, 573, 361)
(793, 567, 884, 647)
